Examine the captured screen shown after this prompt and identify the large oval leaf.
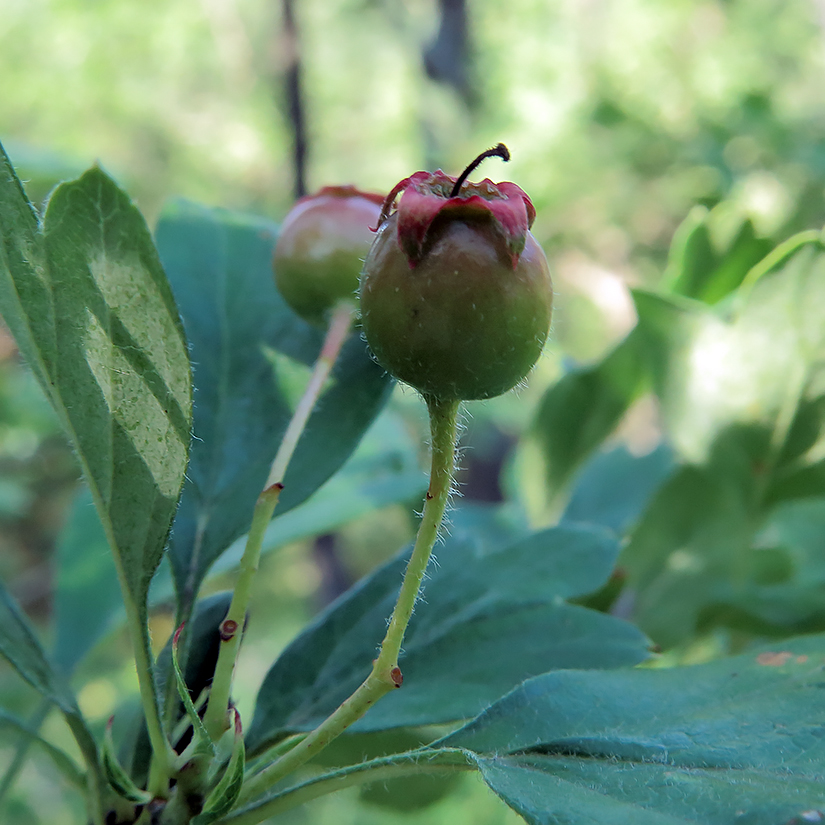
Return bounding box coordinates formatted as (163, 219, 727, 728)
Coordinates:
(0, 145, 192, 719)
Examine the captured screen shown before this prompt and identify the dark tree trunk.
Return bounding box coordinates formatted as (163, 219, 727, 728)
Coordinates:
(282, 0, 308, 200)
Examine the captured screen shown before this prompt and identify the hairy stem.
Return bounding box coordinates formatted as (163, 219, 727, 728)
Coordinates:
(238, 394, 460, 803)
(126, 589, 174, 798)
(374, 395, 459, 673)
(220, 748, 472, 825)
(202, 303, 354, 742)
(266, 303, 354, 490)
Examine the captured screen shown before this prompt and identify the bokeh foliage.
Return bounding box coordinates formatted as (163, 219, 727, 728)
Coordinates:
(4, 1, 825, 823)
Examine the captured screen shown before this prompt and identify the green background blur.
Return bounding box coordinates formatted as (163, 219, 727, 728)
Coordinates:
(2, 0, 825, 821)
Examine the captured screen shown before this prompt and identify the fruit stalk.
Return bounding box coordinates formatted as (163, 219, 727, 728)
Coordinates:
(237, 395, 460, 803)
(202, 303, 354, 742)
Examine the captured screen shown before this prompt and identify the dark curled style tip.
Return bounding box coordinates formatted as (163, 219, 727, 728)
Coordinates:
(449, 143, 511, 198)
(220, 619, 238, 642)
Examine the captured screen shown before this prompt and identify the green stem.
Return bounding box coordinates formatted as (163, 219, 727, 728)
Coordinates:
(130, 599, 174, 798)
(736, 229, 823, 306)
(374, 395, 460, 674)
(61, 713, 109, 825)
(219, 748, 471, 825)
(202, 486, 281, 742)
(78, 486, 173, 799)
(266, 302, 355, 489)
(245, 733, 306, 775)
(238, 394, 460, 804)
(202, 303, 354, 742)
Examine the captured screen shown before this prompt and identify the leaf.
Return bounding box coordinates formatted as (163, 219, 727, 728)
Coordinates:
(665, 206, 772, 304)
(0, 701, 50, 806)
(0, 142, 54, 391)
(102, 718, 152, 804)
(561, 444, 674, 535)
(445, 634, 825, 825)
(635, 237, 825, 465)
(155, 201, 392, 612)
(171, 625, 213, 752)
(0, 147, 193, 694)
(0, 709, 85, 790)
(624, 435, 825, 647)
(52, 485, 121, 674)
(225, 747, 470, 824)
(663, 206, 715, 300)
(620, 430, 761, 647)
(719, 497, 825, 630)
(0, 581, 99, 779)
(42, 168, 192, 609)
(0, 582, 76, 710)
(247, 516, 649, 754)
(533, 327, 648, 497)
(702, 219, 773, 304)
(621, 240, 825, 645)
(192, 710, 245, 825)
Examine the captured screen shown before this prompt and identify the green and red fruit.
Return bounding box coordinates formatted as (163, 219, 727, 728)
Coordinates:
(359, 145, 553, 401)
(273, 185, 384, 326)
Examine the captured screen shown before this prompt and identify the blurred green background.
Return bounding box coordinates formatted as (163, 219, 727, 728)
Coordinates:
(3, 0, 825, 821)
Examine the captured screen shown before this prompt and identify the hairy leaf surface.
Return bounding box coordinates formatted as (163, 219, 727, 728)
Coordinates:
(444, 635, 825, 824)
(247, 517, 649, 753)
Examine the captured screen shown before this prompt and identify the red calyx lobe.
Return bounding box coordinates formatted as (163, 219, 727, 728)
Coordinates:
(378, 170, 536, 269)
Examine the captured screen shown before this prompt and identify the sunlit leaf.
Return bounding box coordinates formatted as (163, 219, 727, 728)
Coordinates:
(665, 206, 772, 304)
(623, 240, 825, 645)
(0, 146, 193, 720)
(533, 328, 648, 496)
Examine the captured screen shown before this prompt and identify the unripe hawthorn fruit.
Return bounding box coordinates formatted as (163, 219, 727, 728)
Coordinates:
(273, 185, 384, 326)
(359, 146, 553, 400)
